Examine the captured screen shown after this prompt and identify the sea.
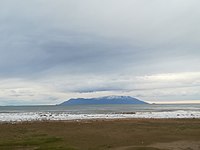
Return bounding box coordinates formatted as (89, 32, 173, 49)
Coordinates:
(0, 104, 200, 122)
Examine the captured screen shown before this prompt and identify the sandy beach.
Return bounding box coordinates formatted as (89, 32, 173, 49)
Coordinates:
(0, 119, 199, 150)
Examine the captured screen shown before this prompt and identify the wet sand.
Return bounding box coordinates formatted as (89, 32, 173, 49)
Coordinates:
(0, 119, 199, 150)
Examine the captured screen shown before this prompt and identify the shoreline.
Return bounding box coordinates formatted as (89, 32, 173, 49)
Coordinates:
(1, 117, 199, 125)
(0, 110, 200, 123)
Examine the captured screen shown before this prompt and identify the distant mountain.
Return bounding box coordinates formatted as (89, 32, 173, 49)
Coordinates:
(59, 96, 148, 105)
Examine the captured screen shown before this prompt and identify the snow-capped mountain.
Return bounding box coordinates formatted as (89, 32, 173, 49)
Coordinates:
(59, 96, 148, 105)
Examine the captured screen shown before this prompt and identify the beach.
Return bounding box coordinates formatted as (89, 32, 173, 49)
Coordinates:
(0, 119, 200, 150)
(1, 0, 200, 149)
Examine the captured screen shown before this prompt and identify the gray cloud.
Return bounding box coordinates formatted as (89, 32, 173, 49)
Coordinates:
(0, 0, 200, 104)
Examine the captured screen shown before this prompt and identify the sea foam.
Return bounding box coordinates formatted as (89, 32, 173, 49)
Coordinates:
(0, 110, 200, 123)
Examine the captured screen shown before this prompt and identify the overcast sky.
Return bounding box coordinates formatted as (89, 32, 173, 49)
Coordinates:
(0, 0, 200, 105)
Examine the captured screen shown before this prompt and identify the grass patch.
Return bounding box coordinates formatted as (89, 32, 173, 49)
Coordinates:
(0, 136, 76, 150)
(0, 119, 199, 150)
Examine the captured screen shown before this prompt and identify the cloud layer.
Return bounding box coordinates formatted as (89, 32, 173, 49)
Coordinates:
(0, 0, 200, 105)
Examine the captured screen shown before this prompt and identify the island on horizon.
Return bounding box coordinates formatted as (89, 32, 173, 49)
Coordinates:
(59, 96, 148, 105)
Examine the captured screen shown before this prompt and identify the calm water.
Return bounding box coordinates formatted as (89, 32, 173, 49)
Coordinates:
(1, 104, 200, 114)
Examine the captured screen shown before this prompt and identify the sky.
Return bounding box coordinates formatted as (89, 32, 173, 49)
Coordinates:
(0, 0, 200, 105)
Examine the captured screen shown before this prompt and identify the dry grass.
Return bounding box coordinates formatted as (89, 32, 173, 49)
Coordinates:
(0, 119, 199, 150)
